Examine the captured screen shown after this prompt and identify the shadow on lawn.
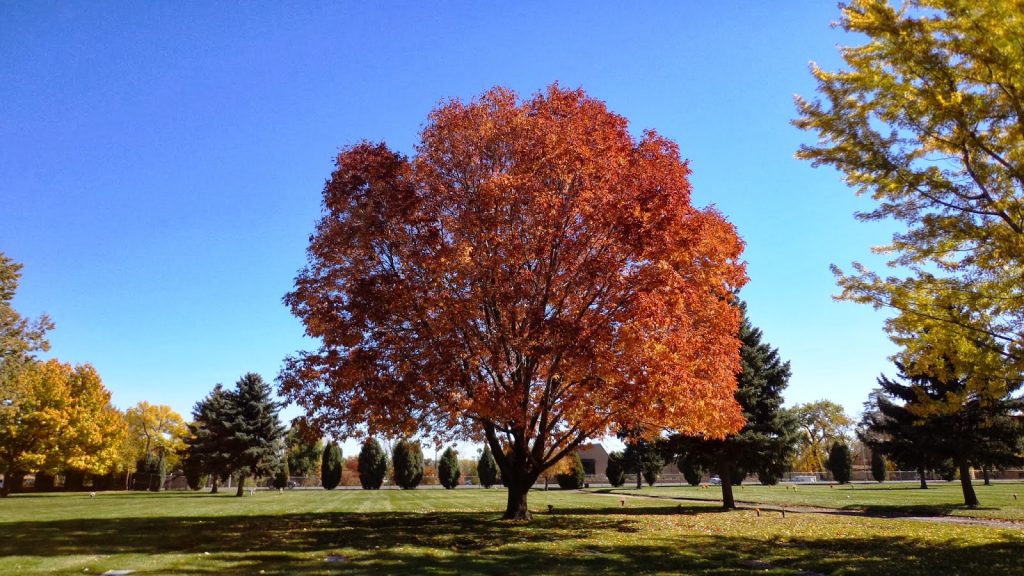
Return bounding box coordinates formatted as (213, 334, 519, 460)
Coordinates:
(4, 508, 1024, 575)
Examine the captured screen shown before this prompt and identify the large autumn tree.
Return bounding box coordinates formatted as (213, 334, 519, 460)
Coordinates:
(280, 85, 747, 519)
(795, 0, 1024, 387)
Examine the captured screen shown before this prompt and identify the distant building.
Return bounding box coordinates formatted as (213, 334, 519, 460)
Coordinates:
(577, 443, 609, 477)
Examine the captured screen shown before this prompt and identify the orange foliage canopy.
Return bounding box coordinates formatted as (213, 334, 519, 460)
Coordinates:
(280, 85, 746, 517)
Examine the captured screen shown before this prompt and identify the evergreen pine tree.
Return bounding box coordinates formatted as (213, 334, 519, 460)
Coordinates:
(438, 447, 461, 489)
(357, 438, 388, 489)
(392, 439, 423, 489)
(605, 452, 627, 487)
(667, 302, 801, 507)
(622, 436, 666, 490)
(320, 442, 342, 490)
(181, 384, 234, 493)
(859, 373, 943, 489)
(476, 445, 499, 488)
(223, 373, 286, 496)
(861, 361, 1023, 506)
(826, 443, 853, 484)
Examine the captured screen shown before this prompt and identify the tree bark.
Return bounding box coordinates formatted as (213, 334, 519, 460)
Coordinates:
(236, 473, 246, 497)
(917, 464, 928, 489)
(210, 477, 219, 494)
(503, 478, 532, 520)
(720, 464, 736, 509)
(958, 461, 979, 507)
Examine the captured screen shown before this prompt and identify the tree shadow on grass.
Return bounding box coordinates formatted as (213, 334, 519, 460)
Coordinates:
(4, 509, 1024, 575)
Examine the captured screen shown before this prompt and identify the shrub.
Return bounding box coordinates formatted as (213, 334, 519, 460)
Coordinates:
(321, 442, 343, 490)
(182, 455, 206, 491)
(606, 452, 627, 487)
(358, 438, 388, 489)
(677, 456, 703, 486)
(438, 447, 460, 489)
(273, 460, 290, 489)
(477, 445, 500, 488)
(642, 454, 665, 487)
(936, 459, 957, 482)
(730, 463, 747, 486)
(557, 453, 585, 489)
(826, 443, 853, 484)
(870, 450, 886, 483)
(392, 439, 424, 489)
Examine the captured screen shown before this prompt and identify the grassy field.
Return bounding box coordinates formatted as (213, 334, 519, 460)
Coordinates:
(3, 488, 1023, 575)
(600, 480, 1024, 521)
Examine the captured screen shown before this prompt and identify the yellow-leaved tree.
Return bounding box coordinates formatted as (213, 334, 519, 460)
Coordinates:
(0, 360, 126, 494)
(795, 0, 1024, 391)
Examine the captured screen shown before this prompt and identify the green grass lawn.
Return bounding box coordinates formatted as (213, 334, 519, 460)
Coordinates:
(599, 480, 1024, 521)
(2, 488, 1023, 575)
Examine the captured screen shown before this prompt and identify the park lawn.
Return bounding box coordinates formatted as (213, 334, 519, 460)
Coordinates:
(1, 489, 1022, 575)
(600, 481, 1024, 521)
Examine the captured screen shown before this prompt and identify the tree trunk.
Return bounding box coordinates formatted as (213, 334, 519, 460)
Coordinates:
(210, 477, 219, 494)
(236, 473, 246, 497)
(65, 471, 85, 492)
(958, 461, 979, 507)
(983, 466, 991, 486)
(917, 464, 928, 489)
(720, 464, 736, 509)
(503, 478, 531, 520)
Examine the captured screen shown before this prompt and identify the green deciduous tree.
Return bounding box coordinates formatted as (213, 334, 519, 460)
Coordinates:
(357, 438, 387, 490)
(285, 421, 323, 478)
(320, 442, 343, 490)
(438, 447, 460, 489)
(795, 0, 1024, 389)
(827, 443, 853, 484)
(392, 439, 423, 490)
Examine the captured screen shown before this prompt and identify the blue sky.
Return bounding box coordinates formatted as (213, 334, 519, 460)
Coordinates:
(2, 2, 898, 449)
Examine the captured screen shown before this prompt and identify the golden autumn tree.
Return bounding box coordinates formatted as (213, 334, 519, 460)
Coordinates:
(125, 401, 187, 472)
(0, 359, 126, 494)
(794, 0, 1024, 388)
(280, 85, 747, 519)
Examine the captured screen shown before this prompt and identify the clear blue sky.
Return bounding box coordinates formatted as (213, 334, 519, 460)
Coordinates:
(1, 2, 898, 447)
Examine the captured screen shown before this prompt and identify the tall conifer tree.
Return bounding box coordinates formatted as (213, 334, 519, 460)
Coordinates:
(669, 302, 800, 508)
(223, 373, 286, 496)
(357, 438, 387, 489)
